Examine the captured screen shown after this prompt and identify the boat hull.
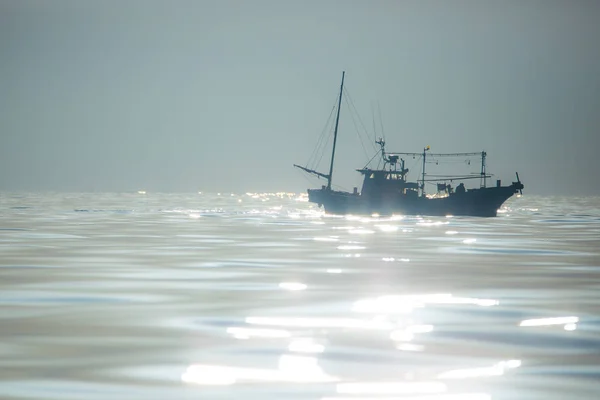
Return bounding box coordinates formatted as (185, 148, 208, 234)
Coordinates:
(308, 184, 523, 217)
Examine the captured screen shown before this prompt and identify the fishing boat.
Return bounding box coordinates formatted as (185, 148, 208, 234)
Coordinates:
(294, 71, 524, 217)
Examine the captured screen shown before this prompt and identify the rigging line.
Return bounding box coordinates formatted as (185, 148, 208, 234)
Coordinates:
(389, 152, 481, 157)
(307, 100, 336, 167)
(312, 118, 335, 170)
(377, 101, 385, 142)
(408, 156, 422, 179)
(371, 102, 377, 142)
(342, 87, 363, 132)
(428, 174, 492, 177)
(343, 94, 370, 161)
(306, 91, 340, 168)
(315, 126, 335, 169)
(331, 180, 358, 192)
(306, 98, 337, 168)
(296, 168, 316, 184)
(343, 87, 378, 153)
(362, 149, 383, 169)
(306, 120, 328, 168)
(428, 159, 472, 164)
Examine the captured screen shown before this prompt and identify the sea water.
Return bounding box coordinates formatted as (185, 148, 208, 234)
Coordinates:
(0, 192, 599, 400)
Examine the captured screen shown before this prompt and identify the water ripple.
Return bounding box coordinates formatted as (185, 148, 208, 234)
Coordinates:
(0, 193, 598, 399)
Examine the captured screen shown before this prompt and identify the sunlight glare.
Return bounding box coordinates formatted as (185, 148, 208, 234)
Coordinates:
(246, 316, 393, 330)
(376, 224, 399, 232)
(353, 294, 498, 314)
(278, 354, 336, 382)
(288, 338, 325, 353)
(182, 358, 337, 385)
(349, 228, 375, 234)
(337, 245, 365, 250)
(279, 282, 307, 291)
(337, 381, 447, 395)
(323, 394, 490, 400)
(519, 316, 578, 327)
(226, 327, 291, 339)
(314, 236, 340, 242)
(437, 360, 521, 379)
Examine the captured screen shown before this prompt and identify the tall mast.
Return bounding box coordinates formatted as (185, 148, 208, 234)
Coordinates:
(327, 71, 345, 190)
(480, 151, 487, 188)
(421, 146, 429, 196)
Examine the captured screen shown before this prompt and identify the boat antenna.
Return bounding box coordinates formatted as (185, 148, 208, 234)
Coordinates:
(327, 71, 345, 190)
(377, 101, 385, 141)
(480, 151, 487, 188)
(421, 145, 430, 196)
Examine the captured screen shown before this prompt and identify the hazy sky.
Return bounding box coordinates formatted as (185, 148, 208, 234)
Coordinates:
(1, 0, 599, 194)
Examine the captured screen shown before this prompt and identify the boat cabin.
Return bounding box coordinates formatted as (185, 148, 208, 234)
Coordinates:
(357, 168, 419, 199)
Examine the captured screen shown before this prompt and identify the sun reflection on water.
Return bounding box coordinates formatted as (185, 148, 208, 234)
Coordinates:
(336, 380, 447, 395)
(322, 394, 491, 400)
(337, 244, 365, 250)
(279, 282, 308, 291)
(375, 224, 399, 232)
(437, 359, 521, 379)
(288, 338, 325, 353)
(417, 220, 450, 227)
(313, 236, 340, 242)
(519, 316, 578, 330)
(348, 228, 375, 234)
(353, 293, 499, 314)
(182, 354, 338, 385)
(182, 289, 510, 395)
(226, 326, 291, 339)
(245, 316, 395, 330)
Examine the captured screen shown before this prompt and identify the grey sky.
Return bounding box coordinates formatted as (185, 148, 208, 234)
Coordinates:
(1, 0, 599, 194)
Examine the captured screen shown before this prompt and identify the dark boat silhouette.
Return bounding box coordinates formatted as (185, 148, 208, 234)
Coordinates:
(294, 72, 524, 217)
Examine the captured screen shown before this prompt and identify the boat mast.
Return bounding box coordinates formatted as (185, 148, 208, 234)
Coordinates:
(327, 71, 345, 190)
(421, 146, 429, 196)
(480, 151, 487, 188)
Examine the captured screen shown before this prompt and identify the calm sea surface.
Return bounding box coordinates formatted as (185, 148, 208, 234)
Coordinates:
(1, 193, 599, 400)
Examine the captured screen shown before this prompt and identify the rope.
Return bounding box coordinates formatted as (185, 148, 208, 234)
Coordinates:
(343, 87, 378, 154)
(343, 94, 370, 161)
(306, 95, 338, 168)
